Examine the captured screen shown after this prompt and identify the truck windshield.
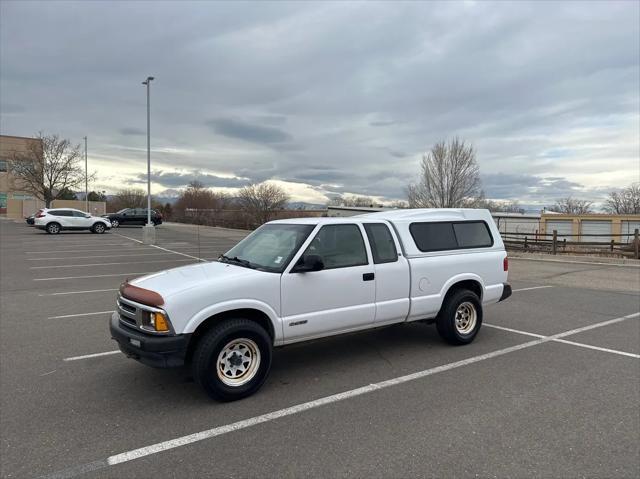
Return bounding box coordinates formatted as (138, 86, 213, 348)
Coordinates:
(220, 223, 315, 273)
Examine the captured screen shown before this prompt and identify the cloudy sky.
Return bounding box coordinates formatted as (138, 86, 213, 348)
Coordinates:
(1, 0, 638, 207)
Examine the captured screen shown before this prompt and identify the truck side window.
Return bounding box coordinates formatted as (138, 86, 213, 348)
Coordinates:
(453, 222, 493, 248)
(410, 221, 493, 252)
(304, 224, 368, 269)
(410, 222, 457, 252)
(364, 223, 398, 264)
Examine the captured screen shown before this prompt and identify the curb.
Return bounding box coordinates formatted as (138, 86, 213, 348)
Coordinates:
(509, 252, 640, 268)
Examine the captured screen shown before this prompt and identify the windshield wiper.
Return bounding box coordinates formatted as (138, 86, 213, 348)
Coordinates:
(219, 254, 254, 269)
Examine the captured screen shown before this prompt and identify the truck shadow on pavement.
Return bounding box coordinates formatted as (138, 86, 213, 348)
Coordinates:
(104, 322, 452, 406)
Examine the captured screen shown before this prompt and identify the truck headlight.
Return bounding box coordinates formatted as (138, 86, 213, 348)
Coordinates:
(142, 311, 170, 332)
(151, 312, 170, 332)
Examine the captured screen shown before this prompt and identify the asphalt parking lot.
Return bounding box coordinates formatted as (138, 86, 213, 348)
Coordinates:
(1, 219, 639, 479)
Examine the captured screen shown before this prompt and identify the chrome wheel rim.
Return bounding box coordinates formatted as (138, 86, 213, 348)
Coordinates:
(95, 224, 104, 233)
(216, 338, 261, 387)
(455, 302, 477, 334)
(49, 224, 59, 233)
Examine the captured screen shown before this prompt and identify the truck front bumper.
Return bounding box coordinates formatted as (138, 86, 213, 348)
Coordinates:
(109, 314, 191, 368)
(499, 283, 512, 302)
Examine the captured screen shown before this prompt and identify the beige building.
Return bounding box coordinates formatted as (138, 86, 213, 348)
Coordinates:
(1, 134, 107, 219)
(541, 213, 640, 243)
(0, 134, 42, 215)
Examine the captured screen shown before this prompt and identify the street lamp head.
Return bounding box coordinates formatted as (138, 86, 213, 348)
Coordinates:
(142, 76, 155, 85)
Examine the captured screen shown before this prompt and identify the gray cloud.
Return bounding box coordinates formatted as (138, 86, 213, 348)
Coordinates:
(481, 173, 612, 204)
(129, 170, 251, 189)
(370, 120, 397, 127)
(119, 127, 145, 136)
(206, 118, 292, 144)
(1, 1, 637, 205)
(1, 103, 25, 114)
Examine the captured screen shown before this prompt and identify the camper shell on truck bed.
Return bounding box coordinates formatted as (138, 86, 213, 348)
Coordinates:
(110, 208, 511, 401)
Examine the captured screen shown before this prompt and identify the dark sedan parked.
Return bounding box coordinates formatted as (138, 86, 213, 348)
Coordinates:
(26, 209, 43, 225)
(104, 208, 163, 228)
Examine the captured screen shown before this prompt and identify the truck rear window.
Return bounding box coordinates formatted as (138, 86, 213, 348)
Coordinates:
(409, 221, 493, 252)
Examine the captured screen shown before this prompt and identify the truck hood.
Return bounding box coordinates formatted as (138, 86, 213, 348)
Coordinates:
(130, 261, 259, 300)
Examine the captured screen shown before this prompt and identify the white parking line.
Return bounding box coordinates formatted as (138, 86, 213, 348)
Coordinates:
(22, 242, 132, 247)
(512, 285, 554, 292)
(483, 324, 545, 338)
(26, 247, 151, 254)
(553, 339, 640, 359)
(44, 312, 639, 478)
(113, 232, 205, 261)
(63, 351, 121, 361)
(484, 314, 640, 358)
(48, 311, 114, 319)
(34, 272, 154, 281)
(39, 289, 118, 296)
(28, 252, 180, 260)
(31, 258, 194, 269)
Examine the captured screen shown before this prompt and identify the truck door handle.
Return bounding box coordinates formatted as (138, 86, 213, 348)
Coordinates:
(362, 273, 375, 281)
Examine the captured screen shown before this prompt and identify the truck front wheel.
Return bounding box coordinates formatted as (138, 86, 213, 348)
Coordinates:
(192, 318, 273, 401)
(436, 289, 483, 345)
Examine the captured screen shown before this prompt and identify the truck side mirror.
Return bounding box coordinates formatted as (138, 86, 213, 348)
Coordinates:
(293, 254, 324, 273)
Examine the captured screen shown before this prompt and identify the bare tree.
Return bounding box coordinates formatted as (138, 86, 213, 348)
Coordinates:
(603, 183, 640, 214)
(87, 191, 107, 202)
(550, 197, 593, 214)
(482, 199, 525, 214)
(388, 200, 409, 209)
(238, 182, 290, 226)
(328, 195, 379, 207)
(174, 180, 229, 212)
(10, 132, 91, 207)
(407, 138, 483, 208)
(107, 188, 147, 212)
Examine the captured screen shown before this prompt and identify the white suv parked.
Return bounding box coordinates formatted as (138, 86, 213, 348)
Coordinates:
(35, 208, 111, 234)
(110, 208, 511, 401)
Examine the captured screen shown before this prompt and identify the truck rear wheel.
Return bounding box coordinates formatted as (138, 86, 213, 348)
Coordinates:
(192, 318, 272, 401)
(436, 289, 482, 345)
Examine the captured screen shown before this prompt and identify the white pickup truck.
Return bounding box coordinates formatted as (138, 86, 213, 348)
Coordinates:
(110, 208, 511, 401)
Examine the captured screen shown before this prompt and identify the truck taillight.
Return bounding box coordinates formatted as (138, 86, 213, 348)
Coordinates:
(503, 257, 509, 271)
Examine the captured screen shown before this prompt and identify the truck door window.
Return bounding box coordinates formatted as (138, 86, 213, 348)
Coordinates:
(453, 222, 493, 248)
(304, 224, 368, 269)
(364, 223, 398, 264)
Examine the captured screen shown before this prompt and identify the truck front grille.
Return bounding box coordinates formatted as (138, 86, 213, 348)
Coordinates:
(118, 298, 139, 328)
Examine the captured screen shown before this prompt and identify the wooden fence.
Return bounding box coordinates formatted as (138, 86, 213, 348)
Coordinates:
(502, 229, 640, 259)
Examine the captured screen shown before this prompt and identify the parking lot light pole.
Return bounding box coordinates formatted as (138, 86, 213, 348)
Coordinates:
(142, 76, 156, 244)
(83, 136, 88, 212)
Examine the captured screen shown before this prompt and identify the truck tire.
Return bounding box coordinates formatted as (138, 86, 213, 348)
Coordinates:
(192, 318, 272, 402)
(46, 222, 61, 234)
(436, 289, 482, 345)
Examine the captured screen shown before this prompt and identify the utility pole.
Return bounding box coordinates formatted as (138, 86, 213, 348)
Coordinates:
(83, 136, 88, 212)
(141, 76, 156, 244)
